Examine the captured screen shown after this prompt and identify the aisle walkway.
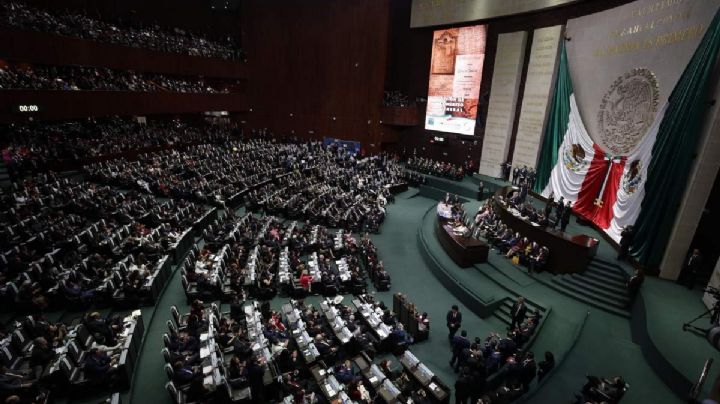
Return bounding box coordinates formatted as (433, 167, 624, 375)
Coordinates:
(129, 248, 192, 403)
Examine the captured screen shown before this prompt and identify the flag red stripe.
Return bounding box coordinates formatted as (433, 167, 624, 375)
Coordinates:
(594, 157, 626, 229)
(574, 144, 607, 221)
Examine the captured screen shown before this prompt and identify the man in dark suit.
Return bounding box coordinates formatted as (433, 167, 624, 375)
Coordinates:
(554, 197, 565, 228)
(447, 305, 462, 342)
(83, 348, 116, 383)
(449, 330, 470, 372)
(617, 225, 635, 260)
(679, 249, 702, 289)
(510, 297, 527, 330)
(512, 167, 520, 185)
(519, 352, 537, 392)
(560, 201, 572, 232)
(627, 269, 644, 301)
(544, 197, 554, 218)
(501, 162, 511, 181)
(455, 366, 473, 404)
(172, 361, 202, 385)
(30, 337, 55, 380)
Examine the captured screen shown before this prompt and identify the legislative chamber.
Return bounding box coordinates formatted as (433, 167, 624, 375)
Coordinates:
(1, 0, 719, 404)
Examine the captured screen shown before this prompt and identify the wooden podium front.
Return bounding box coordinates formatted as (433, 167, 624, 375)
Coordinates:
(435, 217, 489, 267)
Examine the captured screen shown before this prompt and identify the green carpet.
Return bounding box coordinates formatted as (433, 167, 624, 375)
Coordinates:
(124, 181, 708, 403)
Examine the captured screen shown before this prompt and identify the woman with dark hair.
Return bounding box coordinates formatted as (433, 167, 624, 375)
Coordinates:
(537, 351, 555, 382)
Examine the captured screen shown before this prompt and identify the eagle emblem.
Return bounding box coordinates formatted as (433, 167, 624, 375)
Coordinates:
(598, 68, 659, 155)
(621, 159, 643, 194)
(563, 143, 588, 173)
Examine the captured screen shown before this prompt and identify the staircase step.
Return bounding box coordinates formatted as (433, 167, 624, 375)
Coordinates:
(574, 272, 628, 294)
(562, 276, 629, 304)
(592, 257, 624, 268)
(493, 311, 512, 325)
(553, 278, 629, 310)
(582, 270, 628, 288)
(589, 261, 629, 276)
(549, 279, 630, 318)
(586, 265, 627, 283)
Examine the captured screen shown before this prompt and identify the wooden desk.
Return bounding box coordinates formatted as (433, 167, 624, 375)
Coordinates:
(493, 186, 599, 274)
(435, 217, 489, 267)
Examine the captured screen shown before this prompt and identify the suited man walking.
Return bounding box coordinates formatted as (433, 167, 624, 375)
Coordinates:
(449, 330, 471, 372)
(678, 249, 702, 289)
(510, 297, 528, 330)
(447, 305, 462, 342)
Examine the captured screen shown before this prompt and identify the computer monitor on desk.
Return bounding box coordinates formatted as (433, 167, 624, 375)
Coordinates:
(400, 350, 419, 369)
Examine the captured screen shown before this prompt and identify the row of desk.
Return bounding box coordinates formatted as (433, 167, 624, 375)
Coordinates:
(281, 296, 450, 403)
(48, 311, 144, 391)
(492, 186, 599, 274)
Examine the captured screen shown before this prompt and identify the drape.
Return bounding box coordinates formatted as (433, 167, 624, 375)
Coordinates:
(629, 9, 720, 267)
(534, 41, 573, 193)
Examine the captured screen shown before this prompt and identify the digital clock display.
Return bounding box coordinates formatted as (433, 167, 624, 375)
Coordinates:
(16, 104, 40, 113)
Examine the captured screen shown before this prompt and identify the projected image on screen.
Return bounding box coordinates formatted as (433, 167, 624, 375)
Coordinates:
(425, 24, 487, 136)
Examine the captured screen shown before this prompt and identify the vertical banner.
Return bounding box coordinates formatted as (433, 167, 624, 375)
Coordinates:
(425, 25, 487, 136)
(511, 25, 563, 170)
(479, 31, 528, 177)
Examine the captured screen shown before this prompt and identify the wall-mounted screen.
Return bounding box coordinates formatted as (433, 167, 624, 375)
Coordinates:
(425, 24, 487, 136)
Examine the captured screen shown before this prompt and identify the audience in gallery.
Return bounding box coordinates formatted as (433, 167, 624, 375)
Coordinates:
(0, 61, 235, 93)
(85, 140, 404, 230)
(0, 171, 212, 314)
(450, 297, 548, 403)
(407, 156, 465, 181)
(1, 118, 235, 178)
(404, 170, 428, 187)
(0, 1, 244, 60)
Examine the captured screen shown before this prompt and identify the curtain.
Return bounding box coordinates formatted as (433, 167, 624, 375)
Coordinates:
(629, 9, 720, 268)
(534, 41, 573, 193)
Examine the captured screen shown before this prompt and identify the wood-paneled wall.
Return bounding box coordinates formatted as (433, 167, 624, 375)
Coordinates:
(239, 0, 389, 151)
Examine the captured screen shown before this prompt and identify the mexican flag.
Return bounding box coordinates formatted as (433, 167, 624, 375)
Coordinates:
(535, 9, 720, 268)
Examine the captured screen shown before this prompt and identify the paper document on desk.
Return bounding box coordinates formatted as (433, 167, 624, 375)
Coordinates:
(203, 365, 213, 375)
(200, 347, 210, 358)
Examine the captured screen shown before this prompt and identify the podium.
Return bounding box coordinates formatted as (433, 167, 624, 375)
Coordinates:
(393, 293, 428, 342)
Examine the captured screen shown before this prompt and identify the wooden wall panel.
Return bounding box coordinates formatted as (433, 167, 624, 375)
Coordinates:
(240, 0, 389, 150)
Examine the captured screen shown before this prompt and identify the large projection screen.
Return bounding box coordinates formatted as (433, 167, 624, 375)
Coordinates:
(425, 24, 487, 136)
